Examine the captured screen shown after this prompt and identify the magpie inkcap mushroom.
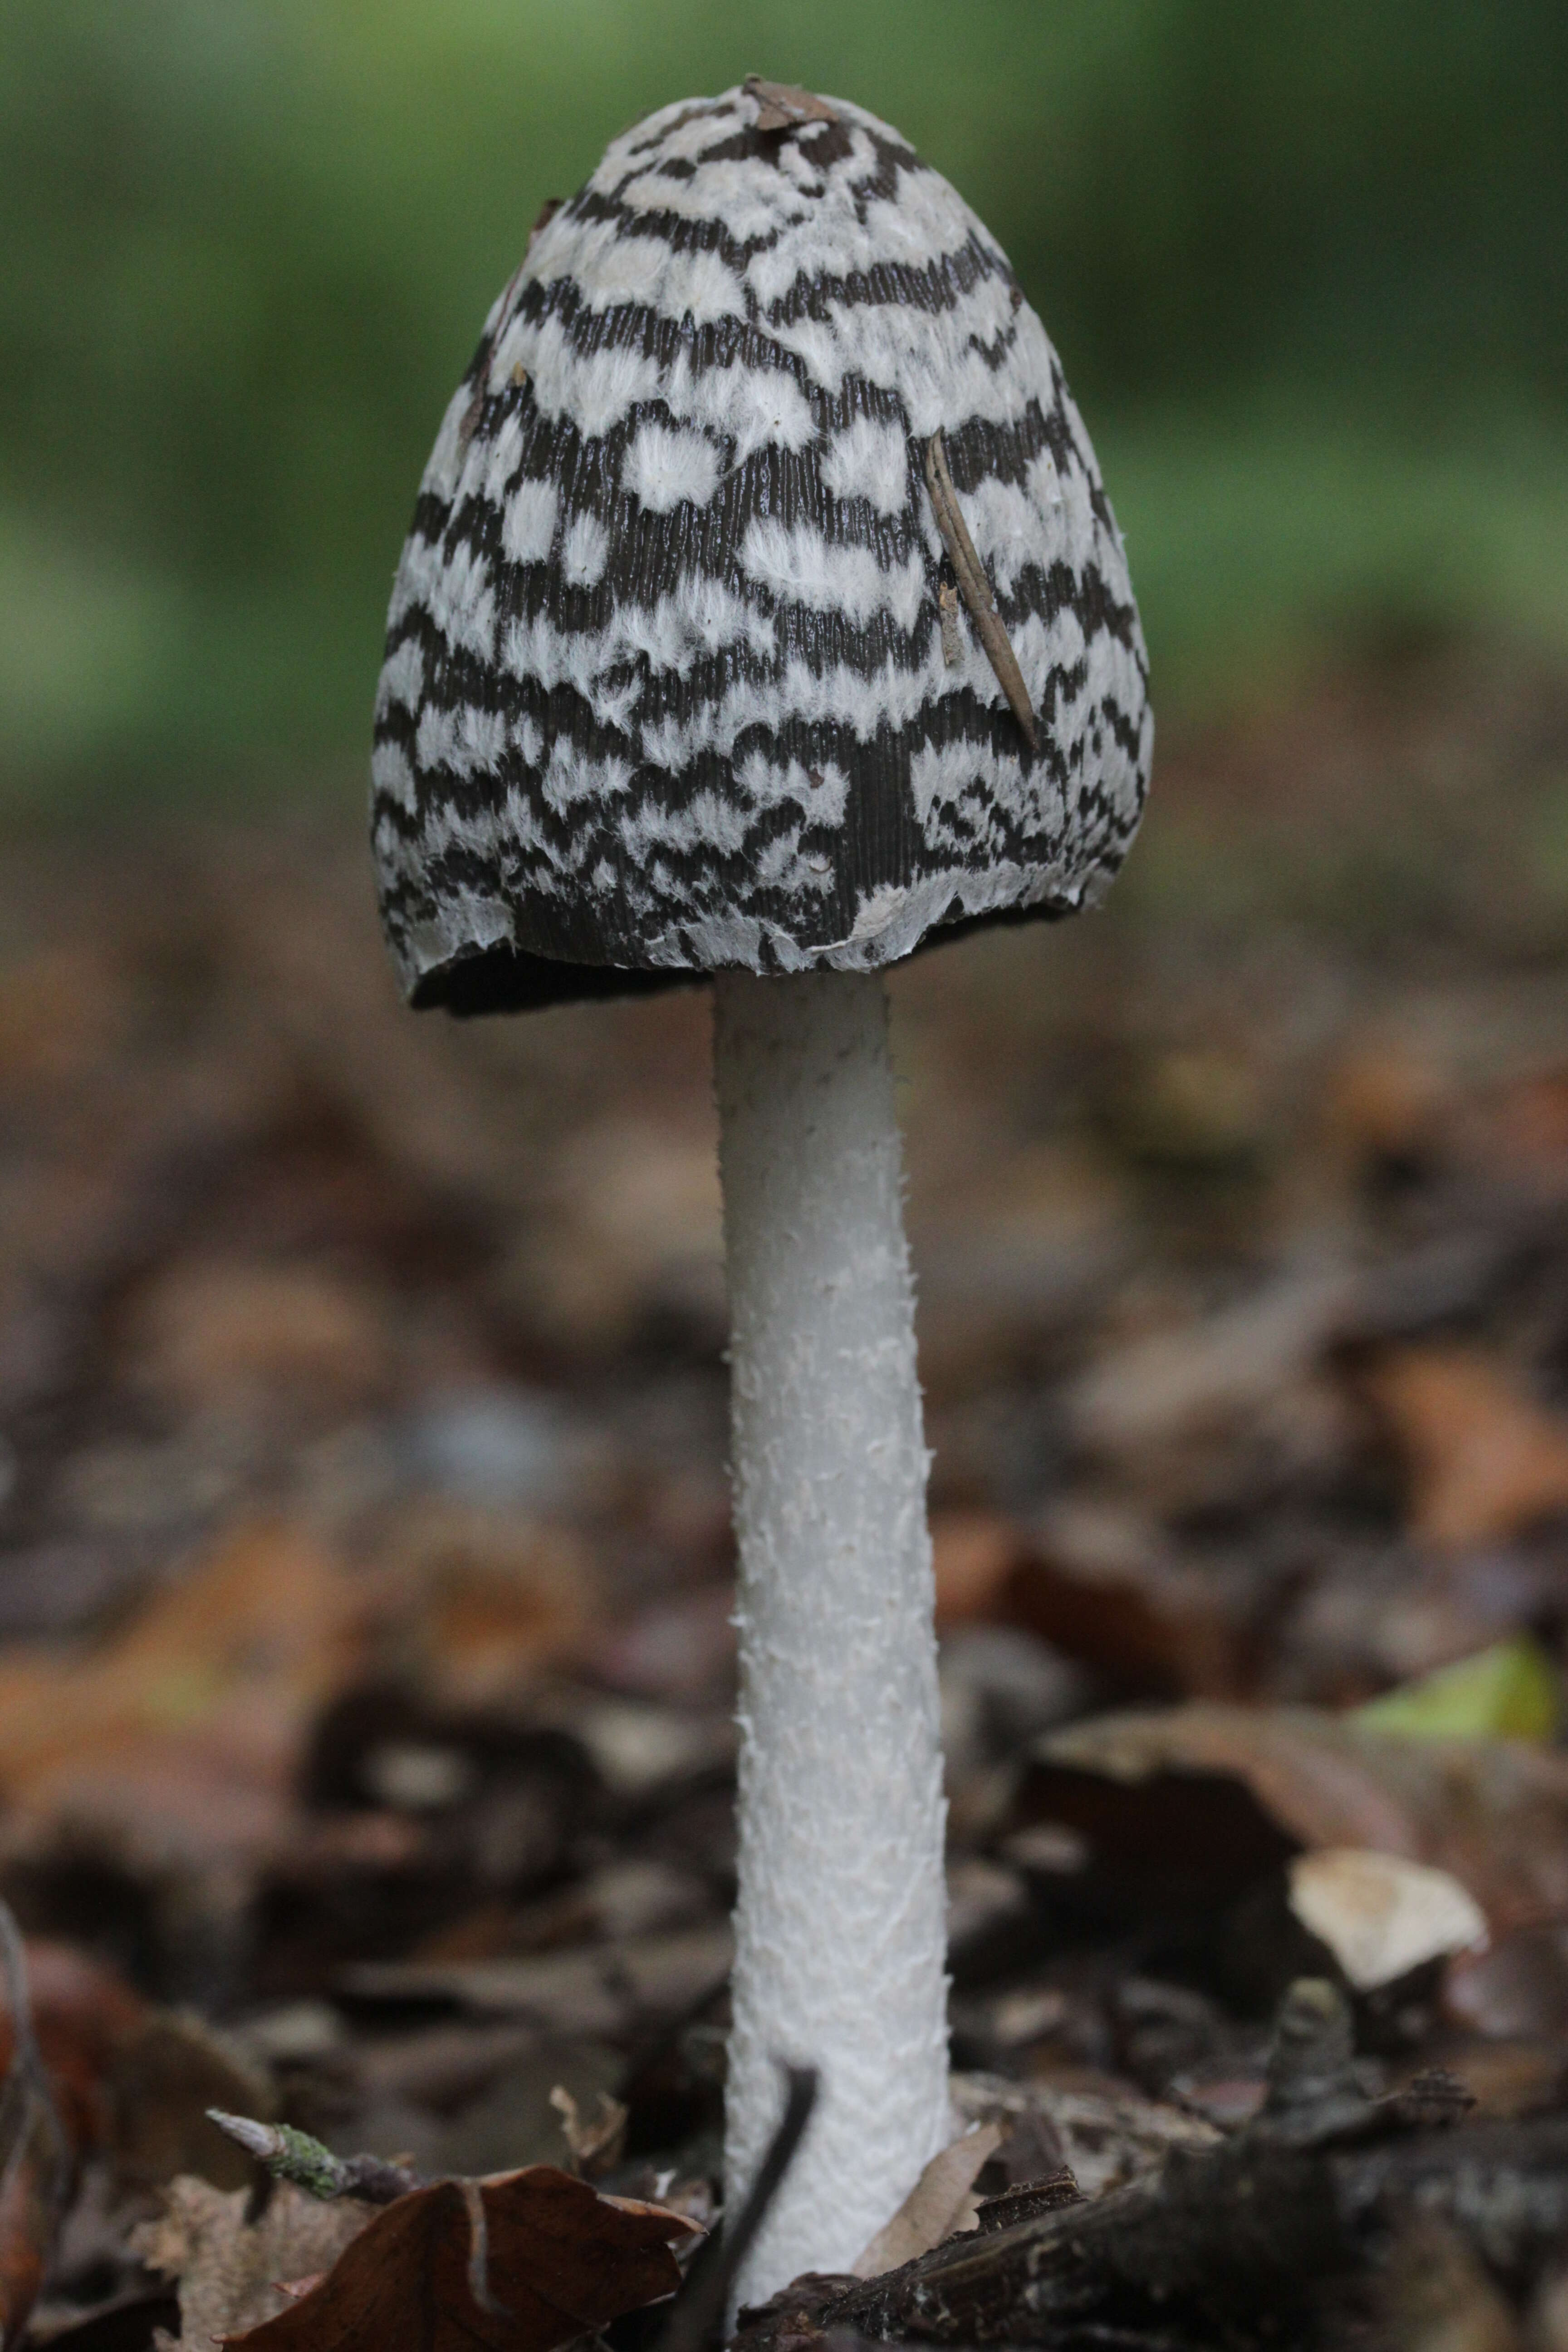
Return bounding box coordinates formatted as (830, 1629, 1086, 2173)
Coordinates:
(370, 85, 1150, 1014)
(368, 78, 1151, 2311)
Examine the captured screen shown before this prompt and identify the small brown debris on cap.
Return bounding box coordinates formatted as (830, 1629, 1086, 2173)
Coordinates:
(744, 76, 838, 132)
(938, 580, 963, 668)
(459, 212, 556, 452)
(926, 431, 1039, 750)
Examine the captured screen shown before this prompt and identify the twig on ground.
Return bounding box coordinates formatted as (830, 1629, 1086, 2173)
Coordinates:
(659, 2067, 817, 2352)
(206, 2114, 424, 2208)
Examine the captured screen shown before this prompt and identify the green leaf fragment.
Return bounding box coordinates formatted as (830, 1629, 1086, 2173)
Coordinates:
(1353, 1635, 1561, 1743)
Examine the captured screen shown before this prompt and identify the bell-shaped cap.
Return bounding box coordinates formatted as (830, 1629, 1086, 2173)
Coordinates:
(372, 81, 1151, 1014)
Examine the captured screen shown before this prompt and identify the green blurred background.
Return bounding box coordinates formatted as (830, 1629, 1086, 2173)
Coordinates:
(2, 0, 1566, 805)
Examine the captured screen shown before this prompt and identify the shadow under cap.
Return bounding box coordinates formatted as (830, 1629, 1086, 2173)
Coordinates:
(417, 896, 1078, 1016)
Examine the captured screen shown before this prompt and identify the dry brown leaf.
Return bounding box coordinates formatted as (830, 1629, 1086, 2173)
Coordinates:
(548, 2085, 627, 2179)
(0, 1919, 71, 2350)
(1031, 1703, 1568, 1934)
(0, 1940, 145, 2161)
(743, 76, 837, 130)
(931, 1514, 1025, 1626)
(0, 1524, 358, 1809)
(108, 2012, 274, 2191)
(377, 1501, 597, 1703)
(1365, 1346, 1568, 1551)
(1444, 1927, 1568, 2042)
(224, 2166, 697, 2352)
(127, 1261, 392, 1416)
(1471, 1068, 1568, 1197)
(1016, 1499, 1259, 1698)
(1377, 2211, 1521, 2352)
(133, 2176, 377, 2352)
(850, 2123, 1001, 2278)
(1071, 1270, 1354, 1457)
(1324, 1043, 1450, 1162)
(0, 946, 128, 1088)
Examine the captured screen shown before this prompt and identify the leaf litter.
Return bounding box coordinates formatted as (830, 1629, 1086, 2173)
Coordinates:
(7, 658, 1568, 2344)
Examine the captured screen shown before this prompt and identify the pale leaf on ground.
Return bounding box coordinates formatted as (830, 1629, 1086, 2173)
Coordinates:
(1288, 1849, 1487, 1989)
(850, 2123, 1002, 2279)
(132, 2177, 375, 2352)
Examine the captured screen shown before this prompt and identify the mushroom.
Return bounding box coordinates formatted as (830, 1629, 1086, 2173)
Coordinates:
(370, 80, 1151, 2304)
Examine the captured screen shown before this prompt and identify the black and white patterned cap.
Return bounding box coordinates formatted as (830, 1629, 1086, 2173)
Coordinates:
(371, 81, 1152, 1014)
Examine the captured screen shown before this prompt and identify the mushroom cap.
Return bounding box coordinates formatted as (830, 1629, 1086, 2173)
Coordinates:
(372, 83, 1152, 1014)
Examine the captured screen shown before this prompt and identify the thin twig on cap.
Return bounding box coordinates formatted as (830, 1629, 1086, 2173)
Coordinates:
(925, 431, 1039, 751)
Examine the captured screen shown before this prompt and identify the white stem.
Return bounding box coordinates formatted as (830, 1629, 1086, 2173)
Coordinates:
(714, 967, 949, 2311)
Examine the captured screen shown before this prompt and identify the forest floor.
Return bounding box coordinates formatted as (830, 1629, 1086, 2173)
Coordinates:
(4, 638, 1568, 2349)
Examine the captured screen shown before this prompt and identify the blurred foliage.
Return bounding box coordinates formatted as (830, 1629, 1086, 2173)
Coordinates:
(1354, 1638, 1563, 1745)
(0, 0, 1566, 792)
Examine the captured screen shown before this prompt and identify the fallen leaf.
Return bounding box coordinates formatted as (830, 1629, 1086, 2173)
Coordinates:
(1445, 1928, 1568, 2041)
(378, 1501, 598, 1705)
(340, 1922, 734, 2036)
(1288, 1850, 1487, 1990)
(1280, 1548, 1559, 1703)
(1320, 1038, 1451, 1184)
(133, 2177, 376, 2351)
(1377, 2211, 1521, 2352)
(1068, 1268, 1355, 1518)
(1353, 1637, 1561, 1743)
(581, 1582, 736, 1705)
(1015, 1499, 1259, 1697)
(0, 943, 139, 1097)
(1364, 1347, 1568, 1551)
(951, 2074, 1219, 2201)
(0, 1940, 145, 2161)
(0, 1524, 358, 1807)
(1534, 2265, 1568, 2352)
(743, 76, 837, 129)
(0, 1916, 71, 2348)
(127, 1261, 392, 1418)
(548, 2084, 627, 2179)
(1104, 1045, 1268, 1171)
(0, 1529, 362, 2003)
(225, 2166, 696, 2352)
(108, 2012, 274, 2191)
(1029, 1703, 1568, 1934)
(932, 1514, 1024, 1626)
(1472, 1067, 1568, 1195)
(850, 2123, 1001, 2278)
